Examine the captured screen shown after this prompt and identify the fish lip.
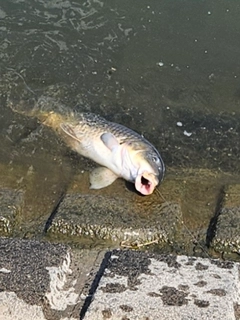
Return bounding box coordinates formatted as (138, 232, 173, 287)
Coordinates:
(135, 172, 158, 195)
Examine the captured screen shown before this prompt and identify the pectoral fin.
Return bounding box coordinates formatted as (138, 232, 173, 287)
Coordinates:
(101, 133, 119, 151)
(60, 123, 83, 142)
(90, 167, 119, 189)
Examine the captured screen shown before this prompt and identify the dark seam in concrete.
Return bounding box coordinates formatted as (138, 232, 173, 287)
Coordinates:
(43, 191, 66, 233)
(80, 251, 112, 320)
(206, 185, 225, 248)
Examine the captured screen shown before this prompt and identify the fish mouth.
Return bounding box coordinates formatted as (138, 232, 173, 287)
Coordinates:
(135, 172, 159, 195)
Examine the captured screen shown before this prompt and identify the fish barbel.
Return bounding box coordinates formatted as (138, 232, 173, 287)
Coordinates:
(60, 113, 165, 195)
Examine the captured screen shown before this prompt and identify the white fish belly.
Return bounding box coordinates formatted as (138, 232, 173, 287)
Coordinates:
(75, 136, 122, 176)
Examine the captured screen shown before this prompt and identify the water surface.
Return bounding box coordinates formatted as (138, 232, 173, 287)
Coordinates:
(0, 0, 240, 250)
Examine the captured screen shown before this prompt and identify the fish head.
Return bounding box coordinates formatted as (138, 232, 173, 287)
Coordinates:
(133, 148, 165, 195)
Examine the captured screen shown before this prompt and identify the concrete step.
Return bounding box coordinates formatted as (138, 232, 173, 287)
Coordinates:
(0, 238, 239, 320)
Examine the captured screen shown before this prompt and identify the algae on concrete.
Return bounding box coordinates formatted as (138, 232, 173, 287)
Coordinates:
(0, 188, 24, 236)
(211, 184, 240, 258)
(46, 168, 228, 255)
(48, 192, 182, 247)
(0, 237, 106, 320)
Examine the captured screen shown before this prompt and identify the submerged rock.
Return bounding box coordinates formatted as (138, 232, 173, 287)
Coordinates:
(210, 184, 240, 259)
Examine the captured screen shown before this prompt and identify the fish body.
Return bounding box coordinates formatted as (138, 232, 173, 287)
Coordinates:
(60, 113, 165, 195)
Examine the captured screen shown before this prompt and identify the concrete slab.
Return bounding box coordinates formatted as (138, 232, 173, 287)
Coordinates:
(211, 184, 240, 257)
(48, 192, 182, 247)
(0, 237, 105, 320)
(83, 250, 240, 320)
(1, 238, 240, 320)
(45, 168, 228, 257)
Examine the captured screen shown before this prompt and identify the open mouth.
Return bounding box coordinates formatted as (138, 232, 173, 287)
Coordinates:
(141, 176, 151, 191)
(135, 172, 158, 195)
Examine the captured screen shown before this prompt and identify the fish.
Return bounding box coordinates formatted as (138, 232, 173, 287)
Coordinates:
(60, 112, 165, 195)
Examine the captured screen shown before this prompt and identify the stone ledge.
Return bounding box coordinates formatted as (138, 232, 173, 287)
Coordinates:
(83, 250, 240, 320)
(210, 184, 240, 257)
(0, 237, 104, 320)
(1, 238, 239, 320)
(48, 193, 182, 246)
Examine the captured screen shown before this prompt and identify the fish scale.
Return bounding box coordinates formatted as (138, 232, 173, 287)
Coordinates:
(74, 112, 155, 148)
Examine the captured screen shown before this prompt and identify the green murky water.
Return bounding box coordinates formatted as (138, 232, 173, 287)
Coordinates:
(0, 0, 240, 257)
(1, 0, 240, 171)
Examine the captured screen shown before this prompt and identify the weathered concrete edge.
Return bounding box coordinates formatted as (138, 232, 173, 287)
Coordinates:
(0, 237, 106, 320)
(1, 182, 240, 257)
(82, 249, 240, 320)
(1, 238, 240, 320)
